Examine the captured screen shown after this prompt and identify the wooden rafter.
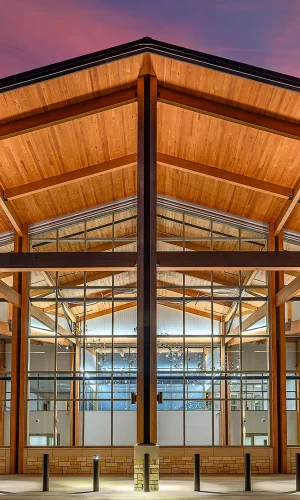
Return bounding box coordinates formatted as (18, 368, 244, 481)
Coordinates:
(157, 279, 256, 312)
(0, 321, 11, 336)
(276, 275, 300, 306)
(78, 301, 136, 321)
(0, 279, 21, 307)
(30, 304, 72, 337)
(158, 85, 300, 141)
(0, 86, 137, 140)
(0, 186, 23, 235)
(274, 177, 300, 234)
(229, 304, 267, 338)
(159, 301, 222, 321)
(157, 153, 291, 199)
(4, 154, 137, 200)
(78, 299, 224, 322)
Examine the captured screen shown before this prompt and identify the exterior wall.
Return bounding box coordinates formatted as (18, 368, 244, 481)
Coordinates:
(22, 446, 273, 475)
(160, 446, 272, 474)
(0, 448, 10, 474)
(24, 448, 134, 475)
(287, 448, 300, 473)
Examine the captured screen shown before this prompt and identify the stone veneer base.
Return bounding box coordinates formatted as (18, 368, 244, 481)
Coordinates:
(134, 444, 159, 491)
(22, 446, 273, 476)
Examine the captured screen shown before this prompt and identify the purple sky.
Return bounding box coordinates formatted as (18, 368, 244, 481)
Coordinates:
(1, 0, 300, 78)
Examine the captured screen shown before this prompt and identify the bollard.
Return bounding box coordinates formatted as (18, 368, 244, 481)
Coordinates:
(93, 455, 100, 492)
(42, 453, 49, 492)
(144, 453, 150, 492)
(194, 453, 200, 492)
(296, 453, 300, 492)
(245, 453, 251, 492)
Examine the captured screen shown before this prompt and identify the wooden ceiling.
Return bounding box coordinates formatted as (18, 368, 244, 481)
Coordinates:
(0, 41, 300, 235)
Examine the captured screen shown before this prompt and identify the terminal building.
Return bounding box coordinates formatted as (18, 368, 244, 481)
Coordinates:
(0, 37, 299, 488)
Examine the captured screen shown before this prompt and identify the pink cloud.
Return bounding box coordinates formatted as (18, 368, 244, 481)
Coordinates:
(0, 0, 204, 78)
(1, 0, 300, 78)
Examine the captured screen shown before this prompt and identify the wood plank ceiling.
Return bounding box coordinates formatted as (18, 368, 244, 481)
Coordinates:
(0, 49, 299, 235)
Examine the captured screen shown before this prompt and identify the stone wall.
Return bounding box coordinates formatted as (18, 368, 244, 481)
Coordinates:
(0, 449, 9, 474)
(23, 446, 273, 475)
(287, 448, 300, 473)
(24, 448, 134, 475)
(159, 447, 272, 474)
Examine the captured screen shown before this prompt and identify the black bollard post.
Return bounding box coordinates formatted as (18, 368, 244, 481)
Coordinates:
(194, 453, 200, 492)
(296, 453, 300, 492)
(245, 453, 251, 492)
(42, 453, 49, 492)
(93, 455, 100, 492)
(144, 453, 150, 492)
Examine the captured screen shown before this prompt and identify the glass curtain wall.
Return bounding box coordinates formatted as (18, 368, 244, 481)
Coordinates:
(0, 239, 14, 446)
(26, 200, 274, 447)
(284, 236, 300, 445)
(157, 207, 270, 446)
(27, 207, 137, 446)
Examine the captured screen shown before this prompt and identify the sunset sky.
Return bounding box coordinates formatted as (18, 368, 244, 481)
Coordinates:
(0, 0, 300, 78)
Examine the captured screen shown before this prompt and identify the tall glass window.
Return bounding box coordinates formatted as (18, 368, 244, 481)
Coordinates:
(157, 209, 269, 446)
(284, 236, 300, 445)
(0, 239, 14, 446)
(28, 206, 137, 446)
(26, 201, 271, 447)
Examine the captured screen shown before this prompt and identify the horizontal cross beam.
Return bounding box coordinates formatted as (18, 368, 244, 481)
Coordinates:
(0, 251, 299, 271)
(158, 85, 300, 141)
(0, 85, 137, 140)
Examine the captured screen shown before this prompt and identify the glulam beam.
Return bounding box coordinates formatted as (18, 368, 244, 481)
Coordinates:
(275, 177, 300, 234)
(158, 153, 291, 199)
(158, 85, 300, 141)
(0, 86, 137, 140)
(4, 154, 137, 200)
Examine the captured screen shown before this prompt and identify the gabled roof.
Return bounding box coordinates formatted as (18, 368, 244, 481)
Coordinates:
(1, 36, 300, 93)
(0, 37, 299, 236)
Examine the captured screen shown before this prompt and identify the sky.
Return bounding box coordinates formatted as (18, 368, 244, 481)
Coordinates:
(0, 0, 300, 78)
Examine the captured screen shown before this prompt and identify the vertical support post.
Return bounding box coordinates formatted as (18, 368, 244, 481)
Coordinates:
(268, 223, 279, 473)
(296, 343, 300, 445)
(275, 230, 287, 473)
(244, 453, 251, 491)
(93, 456, 100, 492)
(136, 74, 157, 445)
(10, 231, 22, 473)
(194, 453, 200, 492)
(144, 453, 150, 492)
(296, 453, 300, 492)
(43, 453, 50, 492)
(0, 340, 6, 446)
(70, 339, 80, 446)
(10, 226, 29, 473)
(19, 225, 29, 473)
(220, 320, 230, 445)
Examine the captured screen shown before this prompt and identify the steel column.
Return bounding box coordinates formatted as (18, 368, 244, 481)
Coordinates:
(137, 74, 157, 445)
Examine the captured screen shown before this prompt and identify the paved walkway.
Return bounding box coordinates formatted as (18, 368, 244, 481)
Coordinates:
(0, 475, 299, 498)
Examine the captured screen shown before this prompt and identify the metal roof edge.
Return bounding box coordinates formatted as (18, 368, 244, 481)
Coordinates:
(1, 37, 300, 94)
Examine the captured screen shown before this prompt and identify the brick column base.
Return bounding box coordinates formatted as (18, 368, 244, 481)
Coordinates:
(134, 444, 159, 491)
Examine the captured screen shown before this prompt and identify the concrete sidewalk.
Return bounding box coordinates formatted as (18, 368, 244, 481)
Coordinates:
(0, 475, 299, 498)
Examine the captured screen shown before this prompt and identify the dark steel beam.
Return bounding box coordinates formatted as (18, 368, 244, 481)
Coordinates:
(157, 251, 300, 271)
(0, 251, 298, 272)
(0, 252, 136, 271)
(136, 74, 157, 445)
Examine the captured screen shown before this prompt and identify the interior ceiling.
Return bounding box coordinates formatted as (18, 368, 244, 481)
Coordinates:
(0, 46, 299, 236)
